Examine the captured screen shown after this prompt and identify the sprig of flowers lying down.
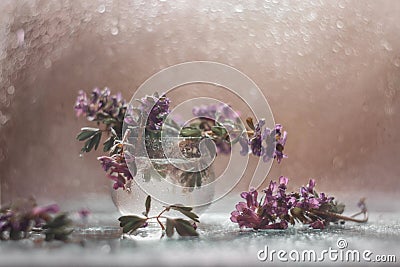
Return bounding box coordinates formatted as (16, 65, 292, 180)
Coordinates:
(0, 198, 72, 241)
(231, 177, 368, 230)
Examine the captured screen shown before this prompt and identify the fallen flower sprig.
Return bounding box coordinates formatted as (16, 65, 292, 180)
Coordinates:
(0, 198, 72, 241)
(231, 177, 368, 230)
(118, 196, 199, 237)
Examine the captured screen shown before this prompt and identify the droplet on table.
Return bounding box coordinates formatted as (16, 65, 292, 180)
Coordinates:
(234, 4, 243, 13)
(393, 57, 400, 67)
(7, 86, 15, 95)
(111, 27, 119, 35)
(97, 4, 106, 13)
(381, 39, 393, 51)
(336, 20, 344, 29)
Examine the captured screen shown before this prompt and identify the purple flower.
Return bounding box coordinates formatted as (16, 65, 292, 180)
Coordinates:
(78, 209, 91, 219)
(32, 204, 60, 216)
(138, 94, 170, 131)
(239, 135, 249, 156)
(250, 119, 265, 157)
(98, 156, 114, 172)
(108, 173, 126, 190)
(74, 90, 89, 117)
(98, 155, 134, 190)
(231, 184, 289, 230)
(245, 121, 288, 164)
(193, 103, 240, 122)
(192, 103, 240, 155)
(74, 88, 126, 122)
(264, 220, 288, 229)
(310, 220, 325, 229)
(231, 177, 341, 230)
(357, 198, 367, 213)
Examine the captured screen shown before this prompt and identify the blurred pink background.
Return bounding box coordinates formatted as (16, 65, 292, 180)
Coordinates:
(0, 0, 399, 211)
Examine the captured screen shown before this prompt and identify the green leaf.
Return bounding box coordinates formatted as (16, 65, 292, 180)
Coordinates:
(166, 218, 175, 237)
(93, 131, 102, 150)
(43, 214, 71, 229)
(143, 170, 151, 182)
(195, 172, 202, 188)
(110, 127, 118, 137)
(118, 215, 147, 234)
(211, 126, 227, 136)
(79, 128, 102, 153)
(103, 136, 116, 152)
(169, 205, 193, 211)
(174, 219, 198, 237)
(76, 128, 99, 141)
(246, 117, 255, 130)
(103, 117, 117, 125)
(170, 205, 199, 223)
(42, 213, 73, 242)
(144, 195, 151, 217)
(80, 127, 101, 132)
(180, 127, 202, 137)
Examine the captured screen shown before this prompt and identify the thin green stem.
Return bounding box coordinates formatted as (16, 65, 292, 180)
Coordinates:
(310, 209, 368, 223)
(147, 208, 169, 231)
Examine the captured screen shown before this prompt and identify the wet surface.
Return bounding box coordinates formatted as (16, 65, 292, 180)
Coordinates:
(0, 211, 399, 266)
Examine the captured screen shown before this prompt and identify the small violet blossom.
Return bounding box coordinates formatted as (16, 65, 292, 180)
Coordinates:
(98, 154, 134, 190)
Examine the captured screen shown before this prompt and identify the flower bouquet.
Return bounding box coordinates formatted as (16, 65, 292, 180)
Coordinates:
(74, 88, 367, 237)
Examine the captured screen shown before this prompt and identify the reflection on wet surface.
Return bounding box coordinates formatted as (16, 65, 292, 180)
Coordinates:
(0, 212, 399, 266)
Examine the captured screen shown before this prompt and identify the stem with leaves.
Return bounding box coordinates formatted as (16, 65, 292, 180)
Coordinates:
(118, 196, 199, 237)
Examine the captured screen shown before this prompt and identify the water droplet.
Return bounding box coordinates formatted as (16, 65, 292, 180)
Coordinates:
(100, 244, 111, 253)
(16, 28, 24, 46)
(336, 20, 344, 29)
(332, 46, 340, 53)
(393, 57, 400, 67)
(344, 48, 352, 56)
(384, 103, 394, 115)
(111, 27, 119, 35)
(234, 4, 243, 13)
(297, 51, 304, 56)
(384, 88, 396, 98)
(0, 115, 9, 125)
(79, 153, 84, 158)
(332, 156, 344, 169)
(306, 11, 317, 21)
(7, 86, 15, 95)
(338, 0, 346, 8)
(44, 58, 52, 68)
(381, 40, 393, 51)
(97, 4, 106, 13)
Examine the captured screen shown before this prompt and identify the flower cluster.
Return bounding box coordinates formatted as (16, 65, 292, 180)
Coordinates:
(75, 89, 289, 193)
(231, 177, 366, 230)
(98, 153, 135, 190)
(125, 93, 171, 132)
(243, 120, 287, 163)
(192, 103, 240, 122)
(74, 88, 126, 123)
(0, 198, 71, 241)
(191, 103, 240, 155)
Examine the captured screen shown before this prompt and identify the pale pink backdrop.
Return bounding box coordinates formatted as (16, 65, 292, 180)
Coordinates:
(0, 0, 399, 211)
